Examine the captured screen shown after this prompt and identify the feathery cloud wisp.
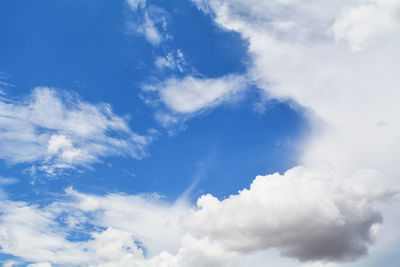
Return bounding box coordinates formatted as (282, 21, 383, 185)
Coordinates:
(0, 87, 151, 174)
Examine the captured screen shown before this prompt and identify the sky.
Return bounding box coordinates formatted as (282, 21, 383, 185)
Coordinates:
(0, 0, 399, 266)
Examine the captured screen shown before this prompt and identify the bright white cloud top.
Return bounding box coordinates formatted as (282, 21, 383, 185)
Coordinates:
(0, 0, 400, 266)
(186, 166, 398, 262)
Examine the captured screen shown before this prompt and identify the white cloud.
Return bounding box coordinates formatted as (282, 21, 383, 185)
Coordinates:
(92, 234, 238, 267)
(0, 176, 17, 198)
(332, 3, 398, 51)
(27, 263, 52, 267)
(144, 74, 248, 115)
(87, 228, 144, 262)
(0, 87, 151, 174)
(126, 0, 168, 45)
(3, 261, 21, 267)
(67, 187, 188, 256)
(185, 166, 398, 261)
(0, 189, 149, 265)
(126, 0, 146, 11)
(155, 50, 187, 72)
(0, 176, 17, 185)
(0, 199, 89, 264)
(0, 72, 15, 91)
(148, 51, 249, 128)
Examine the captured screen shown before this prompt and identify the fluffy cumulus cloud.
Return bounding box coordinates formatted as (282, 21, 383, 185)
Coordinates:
(186, 166, 398, 262)
(0, 87, 151, 174)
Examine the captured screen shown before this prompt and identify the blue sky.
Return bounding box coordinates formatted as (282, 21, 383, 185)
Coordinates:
(0, 0, 307, 201)
(0, 0, 399, 266)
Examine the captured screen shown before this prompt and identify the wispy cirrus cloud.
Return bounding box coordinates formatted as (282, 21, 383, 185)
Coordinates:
(0, 72, 15, 91)
(0, 87, 152, 175)
(126, 0, 169, 45)
(154, 49, 188, 73)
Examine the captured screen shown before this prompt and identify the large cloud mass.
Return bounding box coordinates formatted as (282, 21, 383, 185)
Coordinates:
(193, 0, 400, 179)
(186, 166, 398, 262)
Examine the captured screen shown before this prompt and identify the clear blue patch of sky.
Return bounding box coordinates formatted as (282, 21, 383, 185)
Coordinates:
(0, 252, 20, 266)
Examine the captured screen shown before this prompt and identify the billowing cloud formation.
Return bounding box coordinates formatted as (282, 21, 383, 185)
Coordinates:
(0, 165, 397, 266)
(186, 166, 398, 262)
(0, 87, 150, 174)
